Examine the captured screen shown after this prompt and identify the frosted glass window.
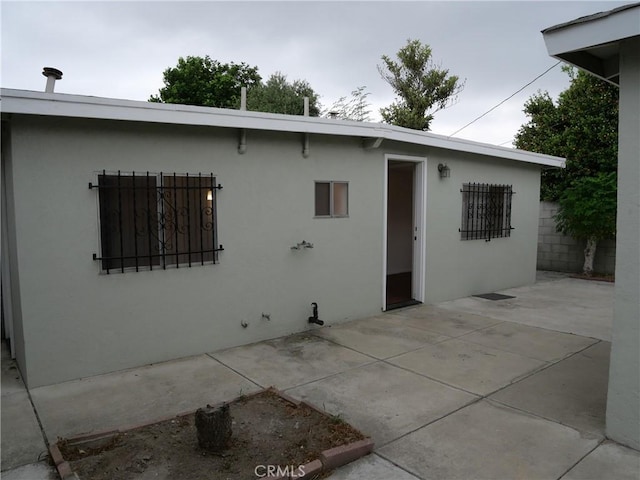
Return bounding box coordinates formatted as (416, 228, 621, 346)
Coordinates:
(315, 181, 349, 218)
(333, 182, 348, 216)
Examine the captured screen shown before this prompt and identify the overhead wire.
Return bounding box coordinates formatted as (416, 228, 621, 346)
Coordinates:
(448, 61, 562, 138)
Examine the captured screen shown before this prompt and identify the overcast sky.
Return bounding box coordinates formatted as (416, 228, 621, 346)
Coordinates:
(1, 1, 628, 146)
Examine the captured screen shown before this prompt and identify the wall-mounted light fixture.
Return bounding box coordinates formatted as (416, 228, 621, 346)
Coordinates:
(206, 190, 213, 201)
(437, 163, 450, 179)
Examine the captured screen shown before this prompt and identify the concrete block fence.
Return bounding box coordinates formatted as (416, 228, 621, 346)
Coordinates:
(537, 202, 616, 274)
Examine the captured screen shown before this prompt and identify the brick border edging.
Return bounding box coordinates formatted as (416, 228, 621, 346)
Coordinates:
(50, 386, 373, 479)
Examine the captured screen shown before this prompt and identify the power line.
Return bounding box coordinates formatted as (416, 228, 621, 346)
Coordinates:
(448, 61, 562, 138)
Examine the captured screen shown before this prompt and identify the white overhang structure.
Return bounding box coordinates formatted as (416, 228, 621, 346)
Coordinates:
(543, 2, 640, 451)
(542, 2, 640, 85)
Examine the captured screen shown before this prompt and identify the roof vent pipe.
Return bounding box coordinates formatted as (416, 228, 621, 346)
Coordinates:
(240, 86, 247, 111)
(42, 67, 63, 93)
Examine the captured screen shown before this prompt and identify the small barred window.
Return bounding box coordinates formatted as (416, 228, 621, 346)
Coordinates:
(460, 183, 514, 241)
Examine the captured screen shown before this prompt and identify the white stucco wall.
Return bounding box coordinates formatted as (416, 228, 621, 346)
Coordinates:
(8, 117, 390, 387)
(423, 149, 541, 303)
(6, 116, 543, 387)
(606, 36, 640, 450)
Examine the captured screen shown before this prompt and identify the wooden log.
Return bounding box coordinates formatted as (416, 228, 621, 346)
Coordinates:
(195, 403, 232, 452)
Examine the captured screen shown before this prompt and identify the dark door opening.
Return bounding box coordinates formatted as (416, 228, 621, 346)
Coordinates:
(386, 161, 419, 310)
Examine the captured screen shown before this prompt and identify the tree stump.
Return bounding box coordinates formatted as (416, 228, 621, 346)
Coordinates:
(195, 403, 232, 452)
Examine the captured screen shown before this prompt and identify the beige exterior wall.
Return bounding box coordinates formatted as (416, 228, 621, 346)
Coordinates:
(423, 149, 541, 303)
(6, 115, 542, 387)
(606, 36, 640, 450)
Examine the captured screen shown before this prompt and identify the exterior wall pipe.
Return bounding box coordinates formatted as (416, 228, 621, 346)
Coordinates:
(237, 87, 248, 154)
(303, 97, 310, 157)
(238, 129, 247, 154)
(302, 133, 310, 158)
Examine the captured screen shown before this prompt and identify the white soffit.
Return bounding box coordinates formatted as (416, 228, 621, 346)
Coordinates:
(0, 88, 564, 168)
(542, 3, 640, 85)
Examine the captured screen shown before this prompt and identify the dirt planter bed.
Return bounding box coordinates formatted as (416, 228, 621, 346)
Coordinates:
(50, 387, 374, 480)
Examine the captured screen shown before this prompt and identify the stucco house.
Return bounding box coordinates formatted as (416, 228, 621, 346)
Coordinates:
(543, 1, 640, 450)
(1, 85, 563, 388)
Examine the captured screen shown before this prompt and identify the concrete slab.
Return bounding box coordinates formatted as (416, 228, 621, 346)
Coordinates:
(460, 321, 598, 362)
(313, 315, 450, 359)
(562, 441, 640, 480)
(0, 461, 57, 480)
(490, 341, 610, 437)
(286, 361, 477, 446)
(388, 338, 546, 395)
(389, 305, 503, 337)
(436, 277, 613, 341)
(1, 391, 48, 471)
(30, 354, 259, 442)
(210, 333, 373, 390)
(378, 400, 600, 480)
(326, 453, 420, 479)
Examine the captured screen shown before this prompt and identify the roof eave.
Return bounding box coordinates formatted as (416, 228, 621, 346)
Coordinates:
(542, 3, 640, 86)
(0, 88, 565, 168)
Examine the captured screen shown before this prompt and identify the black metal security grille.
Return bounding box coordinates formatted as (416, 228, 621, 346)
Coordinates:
(460, 183, 514, 241)
(90, 171, 223, 273)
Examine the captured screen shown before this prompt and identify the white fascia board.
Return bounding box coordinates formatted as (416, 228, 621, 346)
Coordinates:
(0, 88, 564, 168)
(543, 6, 640, 56)
(380, 127, 564, 167)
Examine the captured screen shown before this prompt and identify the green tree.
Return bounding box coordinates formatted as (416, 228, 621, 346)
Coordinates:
(149, 55, 261, 108)
(245, 72, 321, 116)
(514, 67, 619, 275)
(515, 68, 618, 200)
(378, 39, 464, 130)
(326, 86, 372, 122)
(554, 172, 617, 275)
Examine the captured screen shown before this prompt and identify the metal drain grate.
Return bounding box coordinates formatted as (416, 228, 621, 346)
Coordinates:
(473, 293, 516, 301)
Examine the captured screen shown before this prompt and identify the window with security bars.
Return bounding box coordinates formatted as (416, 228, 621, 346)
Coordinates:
(90, 171, 223, 273)
(460, 183, 514, 241)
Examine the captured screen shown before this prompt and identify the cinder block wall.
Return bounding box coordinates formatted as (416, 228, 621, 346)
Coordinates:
(537, 201, 616, 274)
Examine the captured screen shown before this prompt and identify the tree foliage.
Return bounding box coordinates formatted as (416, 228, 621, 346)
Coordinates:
(245, 72, 321, 116)
(378, 39, 464, 130)
(554, 172, 617, 274)
(326, 86, 372, 122)
(555, 172, 617, 242)
(149, 55, 261, 108)
(514, 67, 619, 275)
(514, 67, 618, 201)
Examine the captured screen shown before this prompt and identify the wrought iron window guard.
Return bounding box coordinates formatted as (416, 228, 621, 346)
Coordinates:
(90, 170, 223, 273)
(460, 183, 515, 242)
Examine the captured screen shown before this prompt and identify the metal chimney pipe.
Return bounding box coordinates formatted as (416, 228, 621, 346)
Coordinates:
(240, 86, 247, 110)
(42, 67, 63, 93)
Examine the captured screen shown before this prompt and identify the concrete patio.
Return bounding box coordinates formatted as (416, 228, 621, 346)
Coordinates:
(2, 272, 639, 479)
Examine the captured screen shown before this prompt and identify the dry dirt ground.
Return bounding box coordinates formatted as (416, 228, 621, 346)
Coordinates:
(58, 389, 365, 480)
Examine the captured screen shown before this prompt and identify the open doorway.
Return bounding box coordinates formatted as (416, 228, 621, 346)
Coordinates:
(385, 157, 425, 310)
